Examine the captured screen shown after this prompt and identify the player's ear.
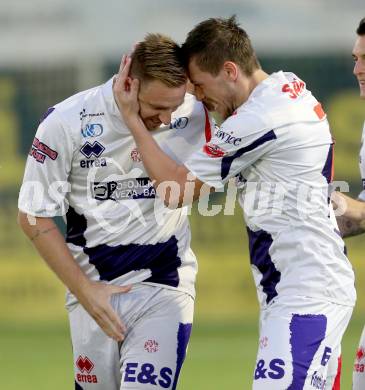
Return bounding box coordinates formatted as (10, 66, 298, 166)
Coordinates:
(223, 61, 238, 81)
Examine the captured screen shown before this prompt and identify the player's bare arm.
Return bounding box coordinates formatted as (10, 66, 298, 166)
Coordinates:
(113, 55, 210, 207)
(17, 211, 131, 341)
(332, 191, 365, 237)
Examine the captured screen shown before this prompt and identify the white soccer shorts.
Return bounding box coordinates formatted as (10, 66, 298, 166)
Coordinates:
(69, 283, 194, 390)
(252, 296, 353, 390)
(353, 325, 365, 390)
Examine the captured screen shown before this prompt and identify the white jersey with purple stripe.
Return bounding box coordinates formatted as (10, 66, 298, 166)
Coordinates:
(185, 71, 356, 309)
(18, 78, 213, 308)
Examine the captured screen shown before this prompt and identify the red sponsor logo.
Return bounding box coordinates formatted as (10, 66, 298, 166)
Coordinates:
(76, 373, 98, 383)
(29, 137, 58, 163)
(282, 78, 305, 99)
(203, 143, 226, 158)
(131, 148, 142, 162)
(76, 356, 98, 384)
(76, 356, 94, 373)
(144, 339, 159, 353)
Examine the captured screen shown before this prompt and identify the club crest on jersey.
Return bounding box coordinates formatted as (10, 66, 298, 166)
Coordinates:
(29, 137, 58, 163)
(131, 148, 142, 162)
(76, 355, 98, 384)
(170, 116, 189, 129)
(203, 142, 226, 158)
(144, 340, 159, 353)
(81, 123, 104, 138)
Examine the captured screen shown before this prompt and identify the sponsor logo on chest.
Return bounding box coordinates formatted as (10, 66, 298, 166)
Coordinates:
(80, 141, 107, 168)
(214, 129, 242, 145)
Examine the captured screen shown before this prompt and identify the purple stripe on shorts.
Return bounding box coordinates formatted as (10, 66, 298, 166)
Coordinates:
(172, 323, 192, 390)
(287, 314, 327, 389)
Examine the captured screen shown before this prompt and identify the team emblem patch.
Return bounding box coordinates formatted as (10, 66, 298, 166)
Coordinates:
(144, 340, 159, 353)
(131, 148, 142, 162)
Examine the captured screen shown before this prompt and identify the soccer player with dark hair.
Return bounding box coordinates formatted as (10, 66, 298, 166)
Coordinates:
(18, 33, 214, 389)
(331, 16, 365, 389)
(115, 16, 356, 389)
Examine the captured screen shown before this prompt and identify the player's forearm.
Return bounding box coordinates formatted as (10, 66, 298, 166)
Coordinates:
(336, 215, 365, 238)
(332, 192, 365, 237)
(17, 212, 91, 296)
(130, 118, 188, 187)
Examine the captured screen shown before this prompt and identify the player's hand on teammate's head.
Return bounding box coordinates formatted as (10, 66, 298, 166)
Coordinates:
(113, 54, 141, 128)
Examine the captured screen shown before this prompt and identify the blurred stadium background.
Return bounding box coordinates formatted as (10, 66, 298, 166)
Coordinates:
(0, 1, 364, 388)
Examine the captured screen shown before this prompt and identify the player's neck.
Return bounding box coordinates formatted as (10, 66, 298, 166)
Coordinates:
(235, 69, 269, 108)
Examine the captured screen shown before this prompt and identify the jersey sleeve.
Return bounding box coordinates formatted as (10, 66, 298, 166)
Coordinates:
(184, 112, 277, 189)
(18, 108, 75, 217)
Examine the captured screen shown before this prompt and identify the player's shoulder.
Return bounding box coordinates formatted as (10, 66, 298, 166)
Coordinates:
(221, 105, 268, 139)
(38, 80, 110, 140)
(53, 83, 103, 122)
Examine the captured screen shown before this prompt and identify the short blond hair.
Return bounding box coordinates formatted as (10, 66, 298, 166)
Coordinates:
(130, 33, 187, 87)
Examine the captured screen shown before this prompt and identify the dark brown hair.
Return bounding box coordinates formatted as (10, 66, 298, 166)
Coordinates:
(182, 15, 260, 76)
(130, 33, 187, 87)
(357, 18, 365, 35)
